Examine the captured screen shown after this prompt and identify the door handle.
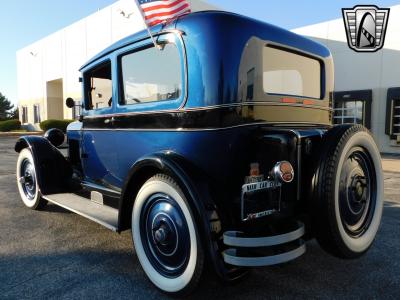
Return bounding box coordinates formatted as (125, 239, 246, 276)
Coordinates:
(104, 117, 115, 125)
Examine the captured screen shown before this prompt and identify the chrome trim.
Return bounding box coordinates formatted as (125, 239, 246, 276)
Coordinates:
(315, 128, 326, 137)
(183, 102, 333, 112)
(285, 129, 302, 200)
(223, 242, 306, 267)
(243, 209, 277, 221)
(242, 180, 282, 193)
(266, 40, 328, 61)
(223, 222, 305, 248)
(82, 31, 188, 118)
(296, 141, 302, 200)
(80, 29, 186, 71)
(176, 30, 189, 110)
(82, 181, 121, 195)
(91, 191, 104, 205)
(82, 102, 333, 120)
(80, 122, 331, 133)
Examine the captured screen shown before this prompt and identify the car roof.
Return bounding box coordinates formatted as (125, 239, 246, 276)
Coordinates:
(80, 10, 330, 71)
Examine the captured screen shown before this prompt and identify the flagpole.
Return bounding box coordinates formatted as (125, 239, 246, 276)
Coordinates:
(134, 0, 162, 50)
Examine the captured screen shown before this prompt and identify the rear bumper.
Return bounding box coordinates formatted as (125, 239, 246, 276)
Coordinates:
(222, 221, 306, 267)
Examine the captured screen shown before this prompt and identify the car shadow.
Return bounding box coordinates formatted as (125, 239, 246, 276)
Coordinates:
(42, 203, 72, 214)
(1, 204, 399, 299)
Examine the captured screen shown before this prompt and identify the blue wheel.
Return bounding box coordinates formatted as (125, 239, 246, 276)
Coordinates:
(132, 174, 204, 295)
(140, 193, 191, 277)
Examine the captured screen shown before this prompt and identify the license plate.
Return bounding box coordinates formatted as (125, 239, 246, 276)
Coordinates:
(241, 180, 281, 221)
(242, 180, 281, 193)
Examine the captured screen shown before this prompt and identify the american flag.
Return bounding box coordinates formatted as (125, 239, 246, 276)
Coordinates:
(137, 0, 191, 27)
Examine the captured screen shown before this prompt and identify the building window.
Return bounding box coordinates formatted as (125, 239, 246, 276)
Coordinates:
(334, 100, 364, 125)
(333, 90, 372, 129)
(120, 43, 182, 105)
(33, 104, 41, 123)
(21, 106, 28, 124)
(385, 88, 400, 140)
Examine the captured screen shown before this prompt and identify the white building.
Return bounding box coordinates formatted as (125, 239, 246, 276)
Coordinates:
(16, 0, 217, 130)
(293, 4, 400, 154)
(17, 2, 400, 154)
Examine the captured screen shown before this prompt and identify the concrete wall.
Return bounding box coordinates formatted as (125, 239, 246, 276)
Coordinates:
(293, 4, 400, 154)
(17, 0, 218, 129)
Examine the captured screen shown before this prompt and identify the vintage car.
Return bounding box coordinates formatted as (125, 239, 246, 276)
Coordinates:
(15, 11, 383, 295)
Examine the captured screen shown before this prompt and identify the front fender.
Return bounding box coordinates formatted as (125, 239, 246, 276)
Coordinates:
(15, 136, 73, 195)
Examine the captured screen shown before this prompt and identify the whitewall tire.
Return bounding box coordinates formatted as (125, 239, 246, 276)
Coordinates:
(333, 130, 383, 254)
(313, 125, 383, 258)
(16, 148, 46, 210)
(132, 174, 204, 296)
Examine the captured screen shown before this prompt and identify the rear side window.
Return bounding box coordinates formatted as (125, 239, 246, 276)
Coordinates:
(263, 46, 321, 99)
(120, 44, 182, 105)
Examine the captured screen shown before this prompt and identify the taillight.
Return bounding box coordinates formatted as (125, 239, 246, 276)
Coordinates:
(272, 161, 294, 183)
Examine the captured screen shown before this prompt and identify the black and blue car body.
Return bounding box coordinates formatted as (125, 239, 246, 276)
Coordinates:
(15, 11, 384, 295)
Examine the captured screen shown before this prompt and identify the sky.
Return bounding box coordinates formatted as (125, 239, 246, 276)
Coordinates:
(1, 0, 399, 106)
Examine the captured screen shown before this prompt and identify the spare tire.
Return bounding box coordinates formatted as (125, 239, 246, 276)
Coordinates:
(312, 125, 383, 259)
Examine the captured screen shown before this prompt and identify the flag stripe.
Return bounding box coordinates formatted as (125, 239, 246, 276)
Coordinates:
(147, 9, 190, 26)
(147, 11, 190, 26)
(138, 0, 191, 27)
(145, 3, 190, 21)
(142, 0, 186, 11)
(144, 1, 187, 15)
(140, 0, 181, 9)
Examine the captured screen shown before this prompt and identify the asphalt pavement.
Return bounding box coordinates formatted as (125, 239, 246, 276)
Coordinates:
(0, 136, 399, 299)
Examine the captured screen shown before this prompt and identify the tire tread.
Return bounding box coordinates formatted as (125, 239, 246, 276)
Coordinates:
(313, 125, 379, 259)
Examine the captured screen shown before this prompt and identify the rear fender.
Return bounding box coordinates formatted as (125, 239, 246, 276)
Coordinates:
(15, 136, 73, 195)
(119, 152, 243, 281)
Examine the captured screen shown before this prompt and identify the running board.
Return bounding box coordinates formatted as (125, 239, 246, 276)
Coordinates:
(42, 193, 119, 232)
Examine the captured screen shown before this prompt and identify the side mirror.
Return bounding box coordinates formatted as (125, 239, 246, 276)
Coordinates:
(66, 98, 75, 108)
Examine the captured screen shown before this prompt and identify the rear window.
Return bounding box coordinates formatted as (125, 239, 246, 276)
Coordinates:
(263, 46, 321, 99)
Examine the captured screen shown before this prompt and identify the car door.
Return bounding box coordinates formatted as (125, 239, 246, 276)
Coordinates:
(80, 57, 122, 190)
(112, 33, 187, 182)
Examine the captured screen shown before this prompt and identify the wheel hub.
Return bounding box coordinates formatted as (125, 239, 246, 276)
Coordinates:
(352, 175, 366, 203)
(339, 148, 376, 237)
(20, 159, 36, 200)
(151, 215, 178, 256)
(154, 225, 169, 244)
(141, 193, 190, 278)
